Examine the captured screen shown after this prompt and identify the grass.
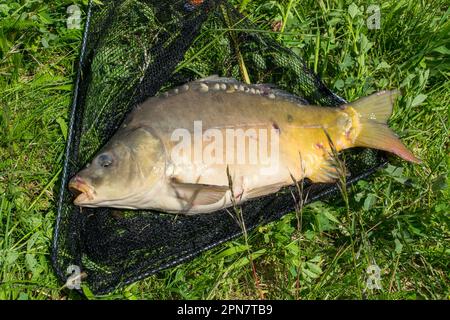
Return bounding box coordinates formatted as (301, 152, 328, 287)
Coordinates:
(0, 0, 449, 299)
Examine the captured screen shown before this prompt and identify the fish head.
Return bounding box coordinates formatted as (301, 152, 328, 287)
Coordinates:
(69, 127, 165, 208)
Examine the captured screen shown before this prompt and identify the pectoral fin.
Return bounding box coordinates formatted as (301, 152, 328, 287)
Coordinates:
(170, 180, 229, 206)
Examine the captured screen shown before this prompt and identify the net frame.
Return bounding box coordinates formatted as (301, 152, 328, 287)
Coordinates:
(52, 0, 387, 295)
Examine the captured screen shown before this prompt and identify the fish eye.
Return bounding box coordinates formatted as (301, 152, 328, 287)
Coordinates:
(97, 153, 113, 168)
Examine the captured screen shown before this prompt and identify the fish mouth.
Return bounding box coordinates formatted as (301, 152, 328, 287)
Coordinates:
(68, 176, 95, 205)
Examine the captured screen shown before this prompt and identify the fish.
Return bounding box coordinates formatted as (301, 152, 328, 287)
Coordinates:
(68, 76, 420, 214)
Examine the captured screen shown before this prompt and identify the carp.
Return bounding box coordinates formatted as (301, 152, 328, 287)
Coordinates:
(69, 77, 420, 214)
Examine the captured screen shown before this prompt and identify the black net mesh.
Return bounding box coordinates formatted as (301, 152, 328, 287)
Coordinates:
(52, 0, 387, 295)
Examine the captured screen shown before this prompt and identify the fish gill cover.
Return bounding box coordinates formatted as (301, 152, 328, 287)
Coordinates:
(53, 0, 386, 295)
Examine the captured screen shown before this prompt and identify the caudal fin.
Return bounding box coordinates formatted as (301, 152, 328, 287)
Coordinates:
(348, 90, 421, 164)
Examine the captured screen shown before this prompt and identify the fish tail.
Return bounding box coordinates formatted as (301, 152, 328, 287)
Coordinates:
(349, 90, 421, 163)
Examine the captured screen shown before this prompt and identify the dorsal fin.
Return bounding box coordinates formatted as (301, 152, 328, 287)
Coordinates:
(260, 85, 310, 105)
(195, 75, 240, 84)
(193, 76, 310, 105)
